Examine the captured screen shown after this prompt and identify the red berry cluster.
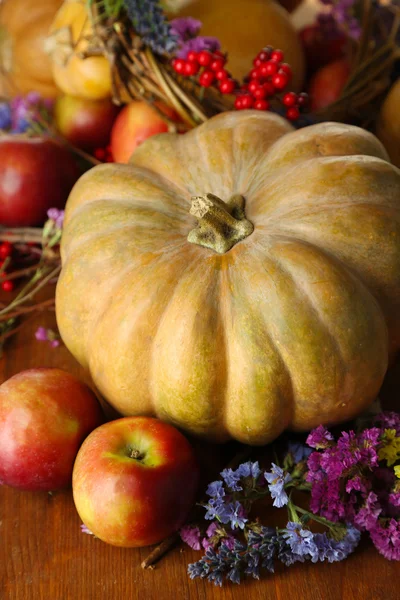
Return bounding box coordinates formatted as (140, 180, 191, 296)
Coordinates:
(0, 241, 15, 292)
(171, 46, 308, 122)
(172, 50, 236, 95)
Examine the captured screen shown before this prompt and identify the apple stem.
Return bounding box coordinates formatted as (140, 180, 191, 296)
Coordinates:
(128, 448, 145, 461)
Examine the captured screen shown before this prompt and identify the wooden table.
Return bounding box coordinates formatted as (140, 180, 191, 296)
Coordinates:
(1, 296, 399, 600)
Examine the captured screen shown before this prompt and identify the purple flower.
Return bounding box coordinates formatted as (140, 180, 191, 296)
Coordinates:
(369, 518, 400, 560)
(176, 36, 221, 59)
(0, 103, 12, 130)
(80, 524, 94, 535)
(265, 464, 291, 508)
(236, 461, 261, 480)
(282, 522, 319, 561)
(288, 441, 313, 463)
(35, 327, 60, 348)
(373, 412, 400, 435)
(180, 525, 202, 550)
(204, 497, 230, 524)
(170, 17, 202, 39)
(389, 491, 400, 508)
(227, 501, 248, 530)
(221, 467, 242, 491)
(35, 326, 48, 341)
(307, 425, 334, 449)
(354, 492, 382, 531)
(206, 480, 225, 498)
(314, 525, 361, 562)
(47, 208, 65, 229)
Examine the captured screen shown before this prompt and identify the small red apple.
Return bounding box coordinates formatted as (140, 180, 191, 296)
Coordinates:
(0, 368, 103, 491)
(110, 101, 179, 163)
(299, 24, 348, 76)
(308, 58, 351, 111)
(0, 136, 80, 227)
(72, 417, 200, 547)
(54, 95, 120, 152)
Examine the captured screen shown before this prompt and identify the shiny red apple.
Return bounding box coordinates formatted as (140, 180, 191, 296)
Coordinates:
(110, 100, 179, 163)
(308, 58, 351, 111)
(72, 417, 200, 547)
(54, 95, 120, 152)
(0, 135, 80, 227)
(0, 368, 104, 491)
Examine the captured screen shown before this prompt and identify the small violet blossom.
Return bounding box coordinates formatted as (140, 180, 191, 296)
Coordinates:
(264, 464, 291, 507)
(47, 208, 65, 230)
(35, 327, 60, 348)
(180, 525, 202, 550)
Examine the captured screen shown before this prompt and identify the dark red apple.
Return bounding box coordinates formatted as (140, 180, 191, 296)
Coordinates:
(110, 100, 180, 163)
(308, 58, 351, 111)
(299, 24, 348, 76)
(72, 417, 200, 547)
(54, 95, 120, 152)
(0, 368, 104, 491)
(0, 136, 80, 227)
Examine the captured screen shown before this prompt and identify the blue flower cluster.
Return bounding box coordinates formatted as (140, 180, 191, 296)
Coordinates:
(187, 456, 361, 586)
(123, 0, 178, 55)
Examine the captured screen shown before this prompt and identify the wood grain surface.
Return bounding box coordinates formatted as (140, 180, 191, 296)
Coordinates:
(1, 291, 399, 600)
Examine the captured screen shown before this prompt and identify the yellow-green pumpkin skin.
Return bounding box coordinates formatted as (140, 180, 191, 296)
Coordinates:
(56, 111, 400, 445)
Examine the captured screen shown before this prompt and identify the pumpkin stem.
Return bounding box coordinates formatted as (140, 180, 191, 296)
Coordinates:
(187, 193, 254, 254)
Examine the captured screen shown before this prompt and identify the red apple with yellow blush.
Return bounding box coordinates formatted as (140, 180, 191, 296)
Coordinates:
(72, 417, 200, 547)
(54, 95, 120, 152)
(110, 100, 180, 163)
(0, 368, 103, 491)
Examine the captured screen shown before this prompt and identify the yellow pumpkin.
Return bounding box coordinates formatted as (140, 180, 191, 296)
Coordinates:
(376, 80, 400, 169)
(47, 0, 112, 100)
(170, 0, 305, 89)
(0, 0, 62, 98)
(56, 111, 400, 445)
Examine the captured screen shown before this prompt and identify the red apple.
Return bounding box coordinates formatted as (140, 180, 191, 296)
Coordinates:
(308, 58, 351, 111)
(0, 368, 103, 491)
(110, 101, 179, 163)
(72, 417, 200, 547)
(299, 24, 348, 76)
(54, 95, 120, 152)
(0, 136, 80, 227)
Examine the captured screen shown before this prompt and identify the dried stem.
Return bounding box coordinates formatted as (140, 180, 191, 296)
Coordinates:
(0, 228, 43, 244)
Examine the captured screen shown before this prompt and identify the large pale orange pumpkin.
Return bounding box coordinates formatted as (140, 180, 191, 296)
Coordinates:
(47, 0, 112, 100)
(0, 0, 62, 98)
(169, 0, 305, 89)
(56, 111, 400, 445)
(376, 80, 400, 169)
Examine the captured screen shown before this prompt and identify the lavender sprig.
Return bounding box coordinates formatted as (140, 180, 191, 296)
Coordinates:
(123, 0, 178, 55)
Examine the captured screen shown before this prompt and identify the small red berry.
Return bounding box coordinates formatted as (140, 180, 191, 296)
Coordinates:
(213, 50, 225, 58)
(253, 86, 267, 100)
(234, 96, 244, 110)
(279, 63, 293, 79)
(283, 92, 298, 107)
(257, 49, 271, 62)
(271, 49, 284, 62)
(297, 92, 309, 108)
(184, 61, 199, 76)
(253, 57, 263, 68)
(186, 50, 199, 63)
(199, 70, 215, 87)
(263, 82, 276, 96)
(215, 68, 229, 81)
(259, 61, 278, 77)
(198, 50, 213, 66)
(0, 242, 12, 259)
(172, 58, 186, 73)
(210, 57, 226, 72)
(249, 68, 260, 79)
(94, 148, 106, 160)
(219, 79, 236, 94)
(240, 94, 254, 109)
(286, 106, 300, 121)
(248, 80, 261, 95)
(272, 71, 289, 90)
(2, 280, 14, 292)
(254, 99, 270, 111)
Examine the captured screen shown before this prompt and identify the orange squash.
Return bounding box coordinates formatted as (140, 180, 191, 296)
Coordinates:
(47, 0, 112, 100)
(170, 0, 305, 89)
(376, 80, 400, 169)
(56, 111, 400, 445)
(0, 0, 62, 98)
